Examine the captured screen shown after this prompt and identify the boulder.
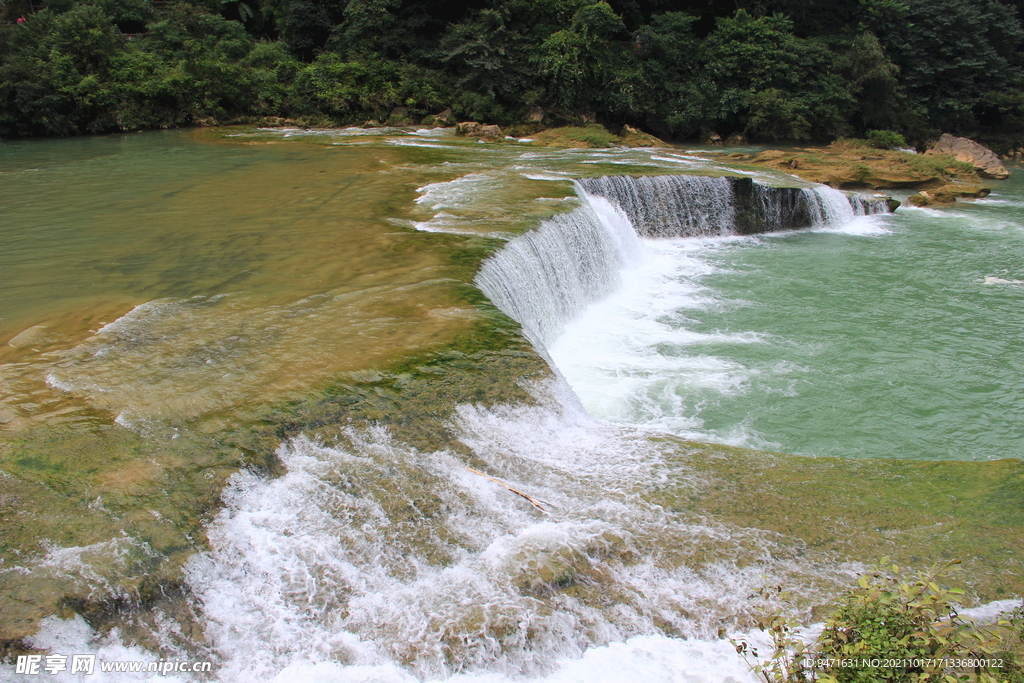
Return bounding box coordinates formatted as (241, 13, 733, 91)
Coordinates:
(925, 134, 1009, 179)
(929, 184, 991, 202)
(435, 108, 456, 126)
(907, 183, 989, 207)
(725, 133, 747, 146)
(456, 121, 502, 139)
(620, 124, 668, 147)
(706, 132, 723, 145)
(8, 325, 48, 349)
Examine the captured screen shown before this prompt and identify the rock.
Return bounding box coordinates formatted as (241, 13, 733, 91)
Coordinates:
(789, 158, 800, 169)
(7, 325, 48, 349)
(927, 184, 991, 203)
(886, 198, 902, 212)
(435, 108, 456, 126)
(362, 119, 381, 128)
(725, 133, 746, 145)
(422, 108, 456, 128)
(925, 133, 1009, 179)
(526, 106, 545, 123)
(456, 121, 502, 139)
(620, 124, 669, 148)
(907, 193, 934, 207)
(706, 132, 723, 145)
(456, 121, 482, 136)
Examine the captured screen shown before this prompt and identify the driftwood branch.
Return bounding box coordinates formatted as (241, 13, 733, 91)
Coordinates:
(467, 467, 549, 513)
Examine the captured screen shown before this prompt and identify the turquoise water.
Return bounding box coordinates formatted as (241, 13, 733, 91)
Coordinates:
(551, 174, 1024, 461)
(2, 130, 1021, 683)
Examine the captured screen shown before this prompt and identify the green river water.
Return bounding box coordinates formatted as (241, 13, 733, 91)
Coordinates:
(0, 128, 1021, 681)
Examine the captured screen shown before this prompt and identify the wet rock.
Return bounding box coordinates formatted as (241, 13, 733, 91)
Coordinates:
(7, 325, 48, 349)
(910, 184, 991, 206)
(706, 132, 723, 145)
(456, 122, 502, 139)
(926, 133, 1009, 179)
(435, 108, 456, 126)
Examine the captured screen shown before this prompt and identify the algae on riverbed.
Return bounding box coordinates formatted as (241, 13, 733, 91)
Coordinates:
(648, 441, 1024, 605)
(2, 128, 1021, 661)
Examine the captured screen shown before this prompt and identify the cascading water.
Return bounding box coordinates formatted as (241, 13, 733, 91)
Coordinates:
(576, 174, 887, 238)
(478, 174, 888, 349)
(575, 175, 736, 238)
(474, 191, 643, 347)
(4, 130, 1018, 683)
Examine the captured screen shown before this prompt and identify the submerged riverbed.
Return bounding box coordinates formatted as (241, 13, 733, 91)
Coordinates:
(1, 128, 1021, 682)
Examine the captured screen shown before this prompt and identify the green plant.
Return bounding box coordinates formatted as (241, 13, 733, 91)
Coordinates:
(817, 560, 1021, 683)
(866, 129, 907, 149)
(559, 124, 620, 147)
(736, 560, 1024, 683)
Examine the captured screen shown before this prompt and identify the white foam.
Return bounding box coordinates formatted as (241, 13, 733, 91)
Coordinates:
(0, 615, 194, 683)
(959, 599, 1021, 623)
(168, 377, 856, 682)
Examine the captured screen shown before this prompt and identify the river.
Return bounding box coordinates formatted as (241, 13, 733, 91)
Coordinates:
(1, 127, 1021, 682)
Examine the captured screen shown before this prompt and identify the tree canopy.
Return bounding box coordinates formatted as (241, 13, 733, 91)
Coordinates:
(3, 0, 1024, 149)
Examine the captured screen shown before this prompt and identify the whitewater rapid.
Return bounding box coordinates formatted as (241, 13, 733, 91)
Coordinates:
(0, 171, 894, 683)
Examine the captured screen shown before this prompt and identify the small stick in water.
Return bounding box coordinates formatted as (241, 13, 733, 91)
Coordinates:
(467, 467, 550, 512)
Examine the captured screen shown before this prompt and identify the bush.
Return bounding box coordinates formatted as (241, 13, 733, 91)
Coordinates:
(734, 560, 1024, 683)
(866, 129, 907, 149)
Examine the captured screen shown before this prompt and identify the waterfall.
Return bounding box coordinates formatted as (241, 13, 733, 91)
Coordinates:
(579, 174, 889, 237)
(476, 174, 889, 348)
(576, 175, 736, 238)
(474, 189, 643, 347)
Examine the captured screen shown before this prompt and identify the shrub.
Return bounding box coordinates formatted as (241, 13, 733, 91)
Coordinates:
(735, 560, 1024, 683)
(866, 129, 907, 149)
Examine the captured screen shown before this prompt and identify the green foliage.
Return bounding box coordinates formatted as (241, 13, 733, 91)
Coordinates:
(553, 124, 619, 147)
(735, 560, 1024, 683)
(3, 0, 1024, 145)
(866, 129, 907, 149)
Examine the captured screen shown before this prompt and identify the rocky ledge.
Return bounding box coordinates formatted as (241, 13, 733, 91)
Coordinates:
(925, 134, 1009, 179)
(747, 139, 984, 190)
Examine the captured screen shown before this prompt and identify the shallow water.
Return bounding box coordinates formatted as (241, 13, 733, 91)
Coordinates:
(1, 129, 1021, 682)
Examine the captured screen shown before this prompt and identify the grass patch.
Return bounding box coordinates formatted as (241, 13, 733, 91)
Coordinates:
(529, 124, 630, 148)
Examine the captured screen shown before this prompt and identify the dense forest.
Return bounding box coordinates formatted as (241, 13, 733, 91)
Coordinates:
(2, 0, 1024, 149)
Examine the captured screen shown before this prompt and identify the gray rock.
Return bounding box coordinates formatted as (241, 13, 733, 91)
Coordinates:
(926, 133, 1009, 179)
